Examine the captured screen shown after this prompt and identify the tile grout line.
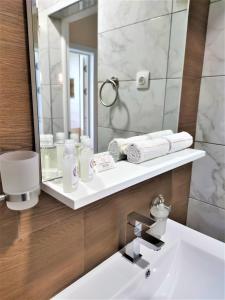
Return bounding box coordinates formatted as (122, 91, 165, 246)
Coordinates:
(98, 77, 182, 84)
(201, 74, 225, 78)
(98, 125, 150, 135)
(195, 140, 225, 147)
(189, 197, 225, 211)
(162, 0, 174, 131)
(98, 9, 187, 35)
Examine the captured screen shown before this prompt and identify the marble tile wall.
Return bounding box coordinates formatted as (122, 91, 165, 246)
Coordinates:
(187, 0, 225, 242)
(98, 0, 189, 151)
(38, 1, 64, 135)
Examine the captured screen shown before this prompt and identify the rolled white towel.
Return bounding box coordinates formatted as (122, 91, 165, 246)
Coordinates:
(107, 138, 127, 161)
(108, 134, 150, 161)
(148, 129, 173, 139)
(108, 130, 173, 161)
(164, 131, 193, 153)
(127, 138, 170, 164)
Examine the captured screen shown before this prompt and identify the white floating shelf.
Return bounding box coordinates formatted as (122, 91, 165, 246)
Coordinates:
(42, 149, 205, 210)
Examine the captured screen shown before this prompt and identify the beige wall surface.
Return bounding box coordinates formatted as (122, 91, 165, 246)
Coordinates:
(69, 13, 97, 49)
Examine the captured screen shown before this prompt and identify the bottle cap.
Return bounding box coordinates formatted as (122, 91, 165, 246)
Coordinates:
(40, 134, 54, 148)
(80, 135, 89, 143)
(70, 133, 79, 143)
(55, 132, 65, 144)
(64, 139, 75, 155)
(81, 135, 92, 147)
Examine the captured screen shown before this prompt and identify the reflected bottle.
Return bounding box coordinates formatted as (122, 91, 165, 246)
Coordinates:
(55, 132, 65, 177)
(40, 134, 57, 181)
(79, 136, 94, 182)
(62, 140, 78, 193)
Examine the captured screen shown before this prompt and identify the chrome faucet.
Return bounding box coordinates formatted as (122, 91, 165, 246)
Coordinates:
(122, 212, 164, 263)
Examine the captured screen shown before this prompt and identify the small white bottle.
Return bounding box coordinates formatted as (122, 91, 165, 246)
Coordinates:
(55, 132, 65, 177)
(79, 136, 94, 182)
(62, 139, 78, 193)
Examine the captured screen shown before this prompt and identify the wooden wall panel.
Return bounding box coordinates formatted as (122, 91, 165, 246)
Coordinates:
(0, 0, 33, 152)
(178, 0, 209, 137)
(170, 164, 192, 224)
(0, 0, 209, 299)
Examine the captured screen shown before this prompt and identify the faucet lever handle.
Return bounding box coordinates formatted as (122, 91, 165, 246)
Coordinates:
(128, 212, 155, 227)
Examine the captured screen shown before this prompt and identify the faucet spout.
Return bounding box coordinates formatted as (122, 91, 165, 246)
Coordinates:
(122, 211, 164, 263)
(138, 231, 164, 251)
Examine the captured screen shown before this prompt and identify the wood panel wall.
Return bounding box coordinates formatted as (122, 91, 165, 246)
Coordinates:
(0, 0, 33, 152)
(0, 0, 209, 299)
(178, 0, 210, 137)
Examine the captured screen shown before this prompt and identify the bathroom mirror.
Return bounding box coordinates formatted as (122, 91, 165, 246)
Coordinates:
(27, 0, 190, 183)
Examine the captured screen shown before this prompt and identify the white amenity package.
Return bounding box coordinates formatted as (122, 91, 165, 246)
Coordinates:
(108, 131, 193, 164)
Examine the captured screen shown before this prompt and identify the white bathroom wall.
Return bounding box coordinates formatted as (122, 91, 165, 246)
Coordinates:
(97, 0, 189, 152)
(38, 0, 64, 135)
(187, 0, 225, 242)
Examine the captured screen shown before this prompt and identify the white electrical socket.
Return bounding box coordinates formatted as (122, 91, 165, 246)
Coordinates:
(136, 70, 150, 89)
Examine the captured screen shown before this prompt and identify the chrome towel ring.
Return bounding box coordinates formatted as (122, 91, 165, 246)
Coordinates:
(99, 77, 119, 107)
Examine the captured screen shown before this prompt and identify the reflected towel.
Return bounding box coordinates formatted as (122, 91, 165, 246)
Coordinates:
(126, 138, 170, 164)
(108, 130, 173, 161)
(164, 131, 193, 153)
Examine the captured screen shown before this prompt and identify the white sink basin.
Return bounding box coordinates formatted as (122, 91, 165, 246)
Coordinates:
(53, 220, 225, 300)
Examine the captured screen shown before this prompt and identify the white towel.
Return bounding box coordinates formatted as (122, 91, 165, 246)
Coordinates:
(164, 131, 193, 153)
(148, 130, 173, 140)
(108, 130, 173, 161)
(126, 138, 170, 164)
(108, 135, 150, 161)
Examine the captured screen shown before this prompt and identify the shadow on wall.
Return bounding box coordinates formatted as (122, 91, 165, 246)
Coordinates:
(109, 95, 130, 131)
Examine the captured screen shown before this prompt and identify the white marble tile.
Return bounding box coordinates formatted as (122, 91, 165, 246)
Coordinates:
(39, 48, 50, 85)
(172, 0, 189, 12)
(52, 118, 64, 135)
(41, 118, 52, 134)
(48, 17, 62, 49)
(163, 78, 182, 132)
(49, 48, 62, 84)
(98, 80, 166, 133)
(40, 85, 52, 118)
(98, 15, 171, 81)
(196, 76, 225, 145)
(51, 85, 63, 119)
(187, 198, 225, 242)
(98, 0, 172, 33)
(97, 127, 139, 153)
(202, 0, 225, 76)
(38, 13, 49, 49)
(38, 0, 60, 11)
(190, 142, 225, 210)
(167, 10, 188, 78)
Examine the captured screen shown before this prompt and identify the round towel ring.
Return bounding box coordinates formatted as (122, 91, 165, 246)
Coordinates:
(99, 77, 119, 107)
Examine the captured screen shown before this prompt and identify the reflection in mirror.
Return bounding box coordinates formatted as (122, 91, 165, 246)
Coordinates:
(29, 0, 190, 184)
(31, 0, 97, 181)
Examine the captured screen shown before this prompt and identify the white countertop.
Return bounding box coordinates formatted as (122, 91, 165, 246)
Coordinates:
(42, 148, 205, 210)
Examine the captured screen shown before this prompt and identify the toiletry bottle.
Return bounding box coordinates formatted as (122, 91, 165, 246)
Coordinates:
(149, 194, 171, 237)
(62, 139, 78, 193)
(70, 133, 81, 175)
(55, 132, 65, 177)
(79, 136, 94, 182)
(40, 134, 57, 180)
